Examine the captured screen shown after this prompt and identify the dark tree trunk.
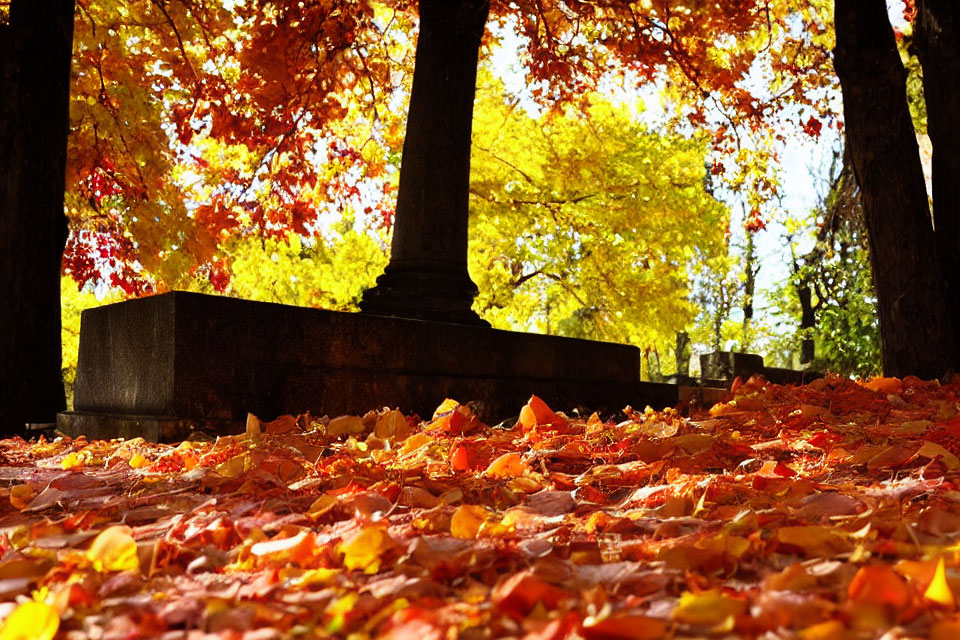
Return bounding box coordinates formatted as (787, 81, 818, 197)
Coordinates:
(915, 0, 960, 351)
(743, 229, 755, 342)
(674, 331, 690, 376)
(360, 0, 490, 326)
(833, 0, 956, 378)
(0, 0, 75, 436)
(797, 281, 816, 365)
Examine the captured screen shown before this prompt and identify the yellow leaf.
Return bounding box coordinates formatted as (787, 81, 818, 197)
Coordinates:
(9, 485, 37, 511)
(925, 557, 956, 608)
(128, 453, 150, 469)
(915, 441, 960, 470)
(695, 533, 750, 559)
(281, 567, 340, 589)
(450, 504, 489, 540)
(60, 451, 84, 470)
(246, 413, 261, 443)
(432, 398, 461, 418)
(673, 589, 745, 628)
(0, 600, 59, 640)
(326, 592, 359, 634)
(582, 613, 668, 640)
(798, 620, 847, 640)
(506, 476, 542, 494)
(87, 525, 140, 573)
(339, 527, 393, 573)
(214, 453, 248, 478)
(774, 526, 852, 557)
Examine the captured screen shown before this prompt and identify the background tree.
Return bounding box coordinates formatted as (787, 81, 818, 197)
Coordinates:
(834, 0, 960, 378)
(63, 0, 834, 295)
(468, 75, 728, 359)
(769, 149, 880, 377)
(1, 0, 75, 434)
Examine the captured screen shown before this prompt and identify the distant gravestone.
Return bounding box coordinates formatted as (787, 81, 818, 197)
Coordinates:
(700, 351, 765, 381)
(700, 351, 822, 386)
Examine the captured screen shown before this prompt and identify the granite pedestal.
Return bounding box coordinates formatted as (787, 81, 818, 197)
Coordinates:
(58, 292, 677, 441)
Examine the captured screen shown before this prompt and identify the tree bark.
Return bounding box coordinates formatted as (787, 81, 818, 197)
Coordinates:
(360, 0, 490, 326)
(915, 0, 960, 351)
(0, 0, 75, 435)
(797, 279, 816, 365)
(833, 0, 956, 378)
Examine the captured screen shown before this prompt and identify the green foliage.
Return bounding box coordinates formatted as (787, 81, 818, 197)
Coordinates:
(688, 248, 750, 354)
(61, 279, 125, 409)
(468, 76, 729, 363)
(769, 209, 881, 378)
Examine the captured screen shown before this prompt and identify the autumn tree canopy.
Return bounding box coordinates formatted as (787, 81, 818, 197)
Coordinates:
(63, 0, 834, 295)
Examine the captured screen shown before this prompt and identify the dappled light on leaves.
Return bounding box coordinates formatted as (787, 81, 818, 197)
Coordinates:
(0, 601, 59, 640)
(8, 378, 960, 635)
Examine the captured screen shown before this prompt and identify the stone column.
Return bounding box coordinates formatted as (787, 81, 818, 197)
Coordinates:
(359, 0, 490, 327)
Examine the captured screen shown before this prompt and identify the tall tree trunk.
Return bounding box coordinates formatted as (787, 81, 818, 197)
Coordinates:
(360, 0, 490, 326)
(0, 0, 75, 436)
(796, 279, 816, 365)
(742, 229, 755, 349)
(915, 0, 960, 351)
(674, 331, 691, 376)
(833, 0, 956, 378)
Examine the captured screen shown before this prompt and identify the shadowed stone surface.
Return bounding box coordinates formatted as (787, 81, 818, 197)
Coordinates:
(59, 292, 678, 441)
(700, 351, 822, 387)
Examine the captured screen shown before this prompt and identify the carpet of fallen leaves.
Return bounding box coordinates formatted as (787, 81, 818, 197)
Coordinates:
(6, 376, 960, 639)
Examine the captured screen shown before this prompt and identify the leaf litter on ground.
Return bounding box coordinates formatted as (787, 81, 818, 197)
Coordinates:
(3, 376, 960, 638)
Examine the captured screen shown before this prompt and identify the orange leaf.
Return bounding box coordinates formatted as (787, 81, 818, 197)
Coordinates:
(484, 452, 531, 478)
(860, 377, 901, 394)
(848, 564, 911, 609)
(9, 484, 37, 511)
(581, 613, 668, 639)
(375, 409, 411, 441)
(519, 395, 564, 431)
(450, 504, 489, 539)
(493, 570, 568, 618)
(251, 530, 317, 567)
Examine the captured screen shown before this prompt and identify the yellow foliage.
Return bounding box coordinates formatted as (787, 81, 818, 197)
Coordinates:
(450, 505, 490, 540)
(9, 485, 37, 511)
(338, 527, 394, 573)
(0, 601, 59, 640)
(925, 558, 956, 608)
(87, 525, 140, 573)
(774, 526, 852, 557)
(673, 589, 746, 628)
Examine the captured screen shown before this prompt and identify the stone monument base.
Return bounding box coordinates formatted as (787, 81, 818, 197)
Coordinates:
(58, 292, 678, 442)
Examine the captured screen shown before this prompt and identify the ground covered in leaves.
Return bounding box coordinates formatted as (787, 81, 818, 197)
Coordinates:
(4, 376, 960, 639)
